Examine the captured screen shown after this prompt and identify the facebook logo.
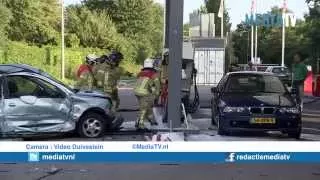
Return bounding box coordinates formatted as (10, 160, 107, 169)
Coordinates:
(28, 152, 40, 162)
(225, 152, 236, 162)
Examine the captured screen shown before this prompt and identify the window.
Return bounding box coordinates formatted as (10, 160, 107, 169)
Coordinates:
(7, 76, 65, 99)
(225, 75, 286, 94)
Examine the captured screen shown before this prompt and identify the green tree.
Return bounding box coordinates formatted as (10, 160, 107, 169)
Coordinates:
(83, 0, 163, 63)
(304, 0, 320, 67)
(66, 5, 136, 63)
(66, 6, 120, 49)
(233, 6, 309, 66)
(204, 0, 231, 36)
(149, 4, 164, 56)
(5, 0, 60, 46)
(0, 1, 11, 47)
(232, 23, 250, 64)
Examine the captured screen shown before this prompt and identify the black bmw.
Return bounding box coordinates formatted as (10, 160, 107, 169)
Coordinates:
(211, 72, 301, 139)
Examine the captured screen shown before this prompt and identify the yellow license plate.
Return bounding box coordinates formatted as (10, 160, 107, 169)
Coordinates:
(251, 118, 276, 124)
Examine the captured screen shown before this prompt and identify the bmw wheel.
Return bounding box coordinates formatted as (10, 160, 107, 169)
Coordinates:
(217, 116, 227, 135)
(288, 128, 302, 140)
(211, 108, 216, 125)
(78, 113, 106, 138)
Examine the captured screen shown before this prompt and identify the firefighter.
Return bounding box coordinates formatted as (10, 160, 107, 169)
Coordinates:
(93, 55, 108, 92)
(75, 54, 98, 91)
(104, 50, 123, 111)
(134, 58, 161, 130)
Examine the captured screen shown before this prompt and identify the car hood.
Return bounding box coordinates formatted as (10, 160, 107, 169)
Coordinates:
(74, 90, 110, 99)
(221, 93, 295, 107)
(70, 90, 112, 109)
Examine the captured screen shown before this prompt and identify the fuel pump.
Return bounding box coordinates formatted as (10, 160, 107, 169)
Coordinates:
(159, 42, 200, 123)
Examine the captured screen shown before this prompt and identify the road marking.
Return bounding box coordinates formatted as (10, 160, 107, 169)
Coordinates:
(302, 127, 320, 132)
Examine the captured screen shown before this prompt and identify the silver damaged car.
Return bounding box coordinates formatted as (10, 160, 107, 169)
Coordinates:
(0, 64, 124, 138)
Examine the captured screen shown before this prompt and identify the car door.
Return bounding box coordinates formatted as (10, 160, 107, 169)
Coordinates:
(3, 75, 40, 132)
(0, 77, 5, 132)
(3, 75, 71, 132)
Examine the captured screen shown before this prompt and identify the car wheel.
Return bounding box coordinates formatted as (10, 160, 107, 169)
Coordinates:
(217, 116, 227, 135)
(78, 113, 106, 138)
(211, 107, 216, 125)
(288, 129, 302, 140)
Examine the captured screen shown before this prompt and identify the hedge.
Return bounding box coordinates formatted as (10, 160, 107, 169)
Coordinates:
(0, 41, 141, 85)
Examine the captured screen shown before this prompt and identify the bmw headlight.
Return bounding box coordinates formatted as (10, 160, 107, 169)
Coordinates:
(279, 107, 300, 114)
(223, 107, 246, 113)
(218, 100, 226, 108)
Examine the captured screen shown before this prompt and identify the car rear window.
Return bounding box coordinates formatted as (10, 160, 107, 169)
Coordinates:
(225, 74, 286, 94)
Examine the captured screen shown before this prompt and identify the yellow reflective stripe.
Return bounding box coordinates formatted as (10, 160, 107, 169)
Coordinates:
(134, 78, 150, 95)
(140, 78, 149, 89)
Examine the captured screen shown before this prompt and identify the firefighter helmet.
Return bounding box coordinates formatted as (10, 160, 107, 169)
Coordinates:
(85, 54, 98, 65)
(143, 58, 155, 69)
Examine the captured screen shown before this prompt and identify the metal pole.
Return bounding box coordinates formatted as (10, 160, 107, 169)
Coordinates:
(255, 26, 258, 63)
(164, 0, 170, 49)
(61, 0, 65, 80)
(250, 0, 255, 62)
(251, 26, 254, 62)
(221, 0, 224, 38)
(254, 0, 258, 63)
(281, 0, 287, 67)
(162, 1, 166, 49)
(247, 32, 249, 63)
(167, 0, 184, 128)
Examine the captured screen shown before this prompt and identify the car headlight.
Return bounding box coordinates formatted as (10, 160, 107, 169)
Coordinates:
(218, 100, 226, 108)
(279, 107, 300, 114)
(223, 106, 246, 113)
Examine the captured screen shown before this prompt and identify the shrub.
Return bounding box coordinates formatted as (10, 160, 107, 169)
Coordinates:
(0, 41, 140, 85)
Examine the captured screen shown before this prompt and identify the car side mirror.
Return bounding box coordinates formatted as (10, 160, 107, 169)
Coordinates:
(73, 88, 80, 93)
(20, 96, 37, 105)
(211, 87, 218, 93)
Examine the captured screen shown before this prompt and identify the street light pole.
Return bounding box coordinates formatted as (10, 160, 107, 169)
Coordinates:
(250, 0, 255, 62)
(254, 0, 258, 63)
(247, 32, 250, 64)
(281, 0, 287, 67)
(61, 0, 65, 80)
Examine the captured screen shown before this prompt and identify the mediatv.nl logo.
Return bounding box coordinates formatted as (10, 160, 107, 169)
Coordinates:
(225, 153, 291, 162)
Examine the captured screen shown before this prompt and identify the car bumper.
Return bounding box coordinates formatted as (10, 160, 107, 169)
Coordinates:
(219, 114, 301, 132)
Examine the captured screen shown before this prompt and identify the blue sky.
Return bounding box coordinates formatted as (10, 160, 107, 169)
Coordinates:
(65, 0, 309, 30)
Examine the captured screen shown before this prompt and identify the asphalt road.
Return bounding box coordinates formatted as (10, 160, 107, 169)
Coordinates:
(1, 164, 320, 180)
(118, 87, 320, 135)
(15, 87, 320, 141)
(2, 87, 320, 179)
